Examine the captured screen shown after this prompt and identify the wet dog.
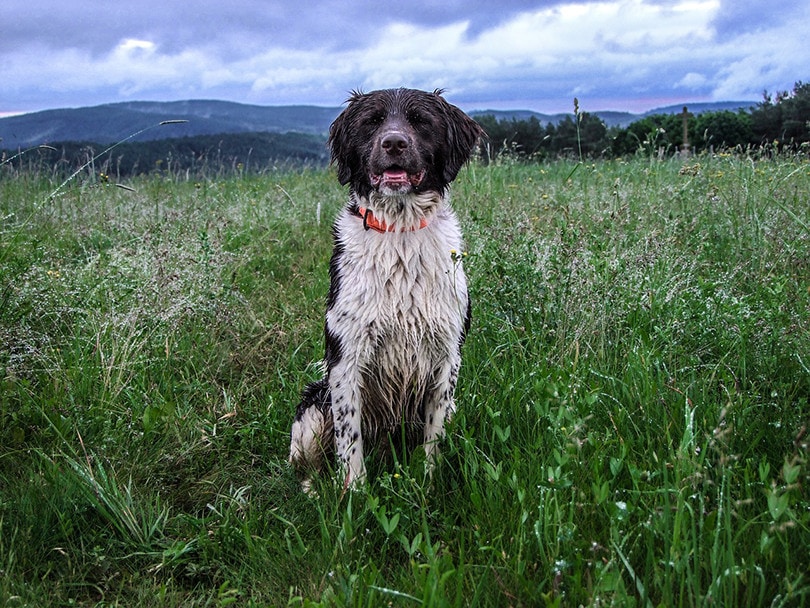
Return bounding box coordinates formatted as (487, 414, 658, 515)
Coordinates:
(289, 88, 483, 491)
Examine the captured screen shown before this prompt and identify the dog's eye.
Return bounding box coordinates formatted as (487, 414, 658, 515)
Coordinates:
(407, 110, 424, 124)
(367, 112, 385, 126)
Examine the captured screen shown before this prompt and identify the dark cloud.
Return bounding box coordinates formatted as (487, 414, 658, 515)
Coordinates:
(0, 0, 549, 57)
(1, 0, 805, 115)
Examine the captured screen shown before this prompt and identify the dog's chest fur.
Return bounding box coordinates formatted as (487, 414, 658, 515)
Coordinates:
(326, 196, 468, 437)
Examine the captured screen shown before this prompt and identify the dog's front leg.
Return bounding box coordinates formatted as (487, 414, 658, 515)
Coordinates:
(330, 367, 366, 488)
(422, 356, 461, 473)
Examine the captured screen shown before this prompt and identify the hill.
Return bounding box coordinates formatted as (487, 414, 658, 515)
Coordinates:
(0, 99, 756, 148)
(0, 100, 341, 148)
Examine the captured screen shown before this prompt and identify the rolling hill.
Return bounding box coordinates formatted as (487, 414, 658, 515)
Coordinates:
(0, 99, 756, 148)
(0, 100, 341, 148)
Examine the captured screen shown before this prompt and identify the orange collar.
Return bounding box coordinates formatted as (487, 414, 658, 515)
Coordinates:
(357, 206, 429, 233)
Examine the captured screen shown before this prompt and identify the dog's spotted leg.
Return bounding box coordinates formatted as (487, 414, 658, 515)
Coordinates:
(289, 406, 325, 492)
(330, 367, 366, 488)
(289, 379, 334, 494)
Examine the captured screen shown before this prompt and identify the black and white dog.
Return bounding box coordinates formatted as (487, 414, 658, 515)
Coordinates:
(289, 88, 483, 492)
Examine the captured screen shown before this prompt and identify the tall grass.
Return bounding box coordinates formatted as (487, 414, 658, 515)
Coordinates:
(1, 152, 808, 606)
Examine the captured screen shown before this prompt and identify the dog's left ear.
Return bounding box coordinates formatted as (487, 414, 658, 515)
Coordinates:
(435, 92, 485, 184)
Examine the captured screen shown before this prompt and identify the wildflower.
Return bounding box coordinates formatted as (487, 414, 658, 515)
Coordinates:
(450, 249, 466, 263)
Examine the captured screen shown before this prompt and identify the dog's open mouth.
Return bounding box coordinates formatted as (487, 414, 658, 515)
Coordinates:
(370, 168, 426, 191)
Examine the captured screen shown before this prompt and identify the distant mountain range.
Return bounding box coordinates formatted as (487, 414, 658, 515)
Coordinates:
(0, 99, 757, 148)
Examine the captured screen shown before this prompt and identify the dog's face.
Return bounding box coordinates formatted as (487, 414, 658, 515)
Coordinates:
(328, 88, 484, 199)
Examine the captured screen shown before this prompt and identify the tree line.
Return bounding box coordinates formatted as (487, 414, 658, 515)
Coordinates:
(478, 80, 810, 161)
(1, 131, 329, 179)
(3, 81, 808, 177)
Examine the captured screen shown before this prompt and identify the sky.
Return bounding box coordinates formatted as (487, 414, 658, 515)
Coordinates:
(1, 0, 808, 117)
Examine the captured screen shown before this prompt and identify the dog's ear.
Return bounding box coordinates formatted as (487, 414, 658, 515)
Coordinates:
(328, 109, 353, 186)
(328, 90, 367, 186)
(435, 93, 485, 183)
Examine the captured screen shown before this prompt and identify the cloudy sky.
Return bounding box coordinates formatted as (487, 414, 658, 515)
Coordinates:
(1, 0, 807, 117)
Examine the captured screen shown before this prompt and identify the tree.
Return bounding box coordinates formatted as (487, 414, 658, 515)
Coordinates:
(751, 91, 785, 143)
(781, 81, 810, 143)
(693, 110, 754, 150)
(750, 82, 810, 144)
(549, 112, 609, 158)
(553, 115, 579, 156)
(577, 112, 610, 157)
(611, 114, 685, 157)
(474, 114, 553, 161)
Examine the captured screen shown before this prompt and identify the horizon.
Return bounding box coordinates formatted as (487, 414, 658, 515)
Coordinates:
(0, 95, 761, 121)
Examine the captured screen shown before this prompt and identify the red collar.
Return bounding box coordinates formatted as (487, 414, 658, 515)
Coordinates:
(356, 206, 429, 233)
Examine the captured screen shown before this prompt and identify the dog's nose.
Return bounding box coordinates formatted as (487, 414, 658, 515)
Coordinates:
(381, 132, 409, 155)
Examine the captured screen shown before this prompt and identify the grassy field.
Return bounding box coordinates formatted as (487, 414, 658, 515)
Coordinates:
(1, 152, 808, 606)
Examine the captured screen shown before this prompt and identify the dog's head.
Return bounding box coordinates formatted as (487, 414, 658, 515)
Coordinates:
(328, 88, 484, 199)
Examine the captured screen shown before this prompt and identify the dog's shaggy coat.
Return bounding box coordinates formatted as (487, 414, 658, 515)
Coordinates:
(289, 88, 483, 491)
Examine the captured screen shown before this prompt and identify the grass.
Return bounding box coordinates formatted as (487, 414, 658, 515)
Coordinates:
(0, 152, 808, 606)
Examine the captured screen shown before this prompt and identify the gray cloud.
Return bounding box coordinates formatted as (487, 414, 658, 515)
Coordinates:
(1, 0, 807, 115)
(710, 0, 798, 37)
(1, 0, 544, 55)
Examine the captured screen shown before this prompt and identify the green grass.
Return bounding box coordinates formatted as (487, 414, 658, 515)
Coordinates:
(1, 154, 808, 606)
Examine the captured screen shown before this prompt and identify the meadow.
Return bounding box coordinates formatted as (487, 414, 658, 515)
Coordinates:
(0, 151, 808, 606)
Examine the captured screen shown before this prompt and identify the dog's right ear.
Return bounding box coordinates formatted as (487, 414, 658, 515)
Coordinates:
(328, 111, 353, 186)
(328, 91, 366, 186)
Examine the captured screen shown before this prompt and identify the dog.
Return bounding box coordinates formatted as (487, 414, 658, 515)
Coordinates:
(289, 88, 484, 492)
